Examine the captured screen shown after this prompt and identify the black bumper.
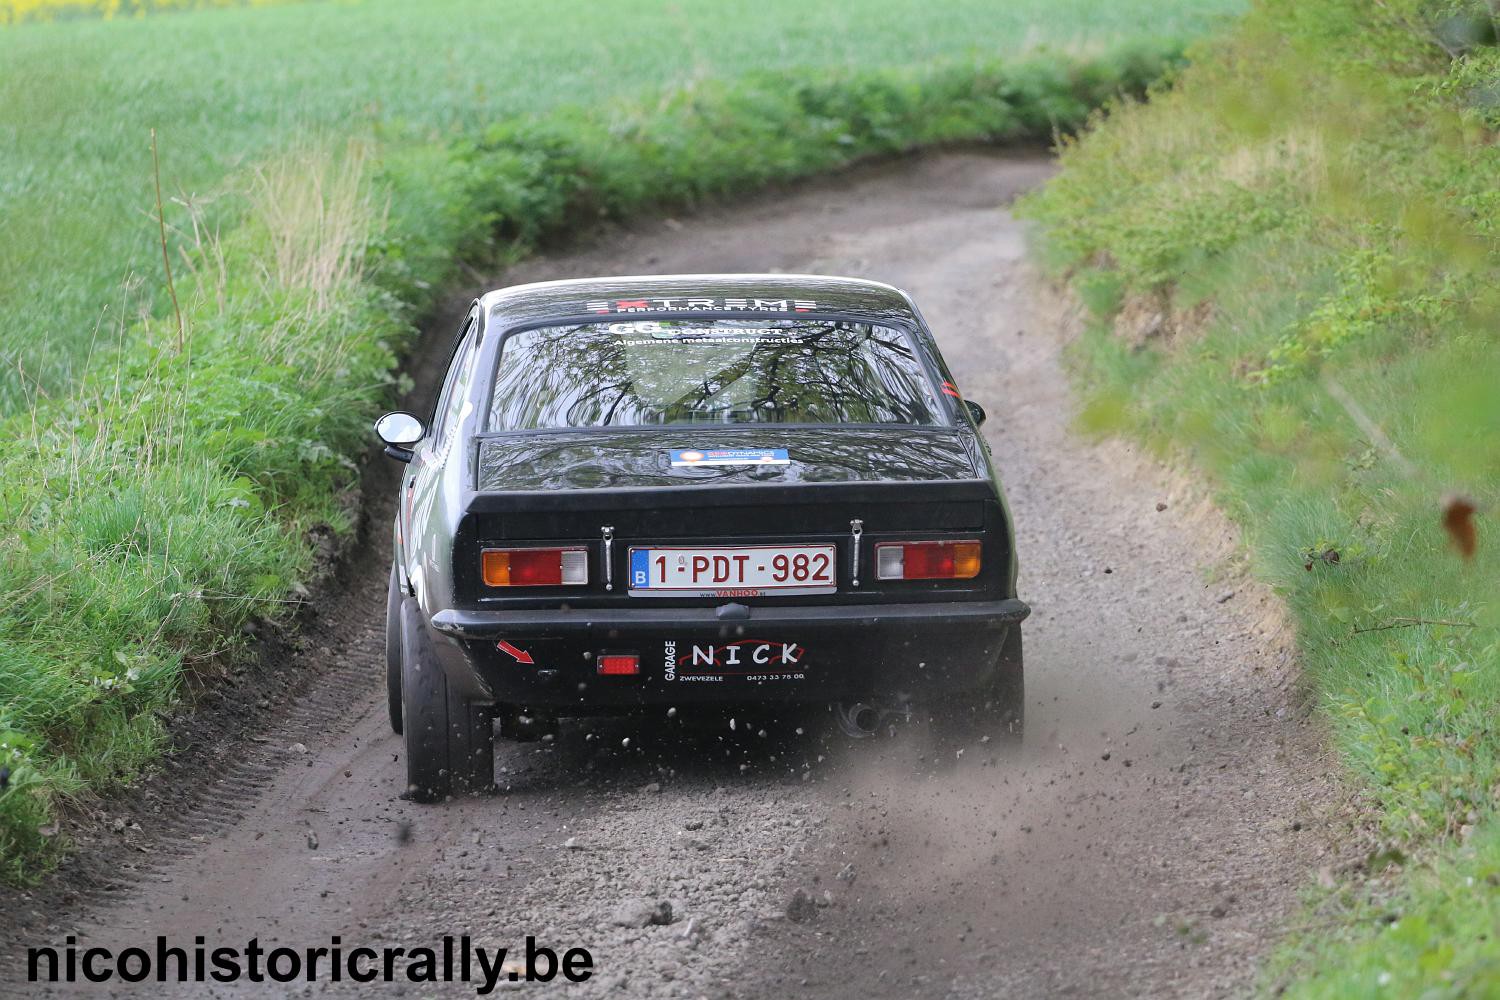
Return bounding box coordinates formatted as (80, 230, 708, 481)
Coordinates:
(428, 598, 1029, 711)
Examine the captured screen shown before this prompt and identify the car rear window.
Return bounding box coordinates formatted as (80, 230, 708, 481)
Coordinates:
(486, 318, 943, 430)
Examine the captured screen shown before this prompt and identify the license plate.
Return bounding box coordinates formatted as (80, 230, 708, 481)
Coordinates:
(628, 544, 836, 597)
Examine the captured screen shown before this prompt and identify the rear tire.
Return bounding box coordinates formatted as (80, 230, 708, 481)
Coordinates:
(400, 598, 494, 802)
(385, 562, 403, 735)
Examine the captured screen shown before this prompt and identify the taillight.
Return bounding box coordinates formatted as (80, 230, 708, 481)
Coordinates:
(875, 540, 981, 581)
(481, 547, 588, 587)
(597, 653, 640, 676)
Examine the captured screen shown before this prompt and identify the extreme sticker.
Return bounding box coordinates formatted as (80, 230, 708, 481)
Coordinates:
(670, 448, 789, 467)
(585, 297, 817, 314)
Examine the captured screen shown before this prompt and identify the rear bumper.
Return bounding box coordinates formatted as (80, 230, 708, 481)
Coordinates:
(428, 598, 1029, 711)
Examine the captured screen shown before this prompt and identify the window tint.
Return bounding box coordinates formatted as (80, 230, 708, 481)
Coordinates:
(487, 319, 940, 430)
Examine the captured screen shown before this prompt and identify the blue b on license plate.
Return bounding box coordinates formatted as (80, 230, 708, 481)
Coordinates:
(628, 545, 836, 598)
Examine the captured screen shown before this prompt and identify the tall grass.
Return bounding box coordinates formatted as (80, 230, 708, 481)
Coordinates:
(1021, 0, 1500, 992)
(0, 139, 393, 878)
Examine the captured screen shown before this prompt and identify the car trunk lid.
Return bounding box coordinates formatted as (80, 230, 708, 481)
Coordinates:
(460, 427, 1001, 603)
(474, 425, 979, 494)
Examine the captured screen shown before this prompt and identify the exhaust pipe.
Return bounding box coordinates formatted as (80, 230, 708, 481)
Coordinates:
(835, 702, 880, 739)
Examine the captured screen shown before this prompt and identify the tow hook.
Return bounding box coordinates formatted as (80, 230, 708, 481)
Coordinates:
(849, 518, 864, 587)
(601, 525, 615, 591)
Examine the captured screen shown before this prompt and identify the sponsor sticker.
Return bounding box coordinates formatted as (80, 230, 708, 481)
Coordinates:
(586, 297, 817, 314)
(661, 639, 808, 683)
(606, 321, 811, 346)
(670, 448, 789, 468)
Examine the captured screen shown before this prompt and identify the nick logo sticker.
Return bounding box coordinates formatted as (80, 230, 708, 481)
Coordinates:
(662, 639, 808, 683)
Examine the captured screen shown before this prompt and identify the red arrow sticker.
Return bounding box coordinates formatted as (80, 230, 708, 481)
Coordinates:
(496, 641, 534, 665)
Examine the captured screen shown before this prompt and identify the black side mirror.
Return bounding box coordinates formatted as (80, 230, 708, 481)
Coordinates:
(375, 411, 425, 462)
(963, 399, 987, 426)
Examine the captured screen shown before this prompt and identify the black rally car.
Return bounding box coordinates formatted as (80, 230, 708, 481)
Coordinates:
(376, 275, 1029, 799)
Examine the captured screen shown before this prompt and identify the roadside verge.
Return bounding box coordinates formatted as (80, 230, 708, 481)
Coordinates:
(1019, 1, 1500, 992)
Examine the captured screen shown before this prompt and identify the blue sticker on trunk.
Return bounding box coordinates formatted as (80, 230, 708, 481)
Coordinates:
(670, 448, 790, 467)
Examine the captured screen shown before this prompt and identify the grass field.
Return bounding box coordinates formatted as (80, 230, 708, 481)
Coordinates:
(0, 0, 1242, 881)
(0, 0, 1243, 412)
(0, 0, 295, 26)
(1021, 0, 1500, 992)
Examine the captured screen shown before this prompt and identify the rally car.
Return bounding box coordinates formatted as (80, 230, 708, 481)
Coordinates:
(376, 275, 1029, 800)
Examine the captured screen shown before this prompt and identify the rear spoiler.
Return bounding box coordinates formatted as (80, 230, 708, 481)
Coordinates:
(464, 478, 997, 515)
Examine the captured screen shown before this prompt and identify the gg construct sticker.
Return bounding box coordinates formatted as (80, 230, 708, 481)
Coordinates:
(670, 448, 789, 467)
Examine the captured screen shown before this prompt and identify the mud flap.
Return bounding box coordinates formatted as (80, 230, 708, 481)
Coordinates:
(400, 598, 494, 801)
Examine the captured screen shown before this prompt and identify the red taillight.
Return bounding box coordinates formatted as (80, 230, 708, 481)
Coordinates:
(481, 547, 588, 587)
(597, 653, 640, 676)
(875, 540, 982, 580)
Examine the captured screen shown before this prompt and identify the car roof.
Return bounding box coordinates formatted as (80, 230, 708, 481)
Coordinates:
(478, 274, 919, 328)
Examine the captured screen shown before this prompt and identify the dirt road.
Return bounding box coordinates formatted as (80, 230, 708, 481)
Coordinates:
(1, 153, 1340, 998)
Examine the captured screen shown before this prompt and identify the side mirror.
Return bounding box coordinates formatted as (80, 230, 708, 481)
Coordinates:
(375, 411, 425, 462)
(963, 399, 987, 427)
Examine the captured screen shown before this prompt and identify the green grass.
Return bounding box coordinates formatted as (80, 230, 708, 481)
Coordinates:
(1265, 824, 1500, 998)
(0, 0, 1239, 882)
(1, 1, 297, 26)
(0, 0, 1244, 412)
(1020, 0, 1500, 993)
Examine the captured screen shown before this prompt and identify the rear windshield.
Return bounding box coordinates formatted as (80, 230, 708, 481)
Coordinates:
(486, 318, 942, 430)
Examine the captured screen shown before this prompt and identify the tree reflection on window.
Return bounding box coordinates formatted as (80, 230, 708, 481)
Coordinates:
(487, 320, 940, 430)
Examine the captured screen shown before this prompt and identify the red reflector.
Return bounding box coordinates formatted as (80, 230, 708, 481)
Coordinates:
(597, 654, 640, 676)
